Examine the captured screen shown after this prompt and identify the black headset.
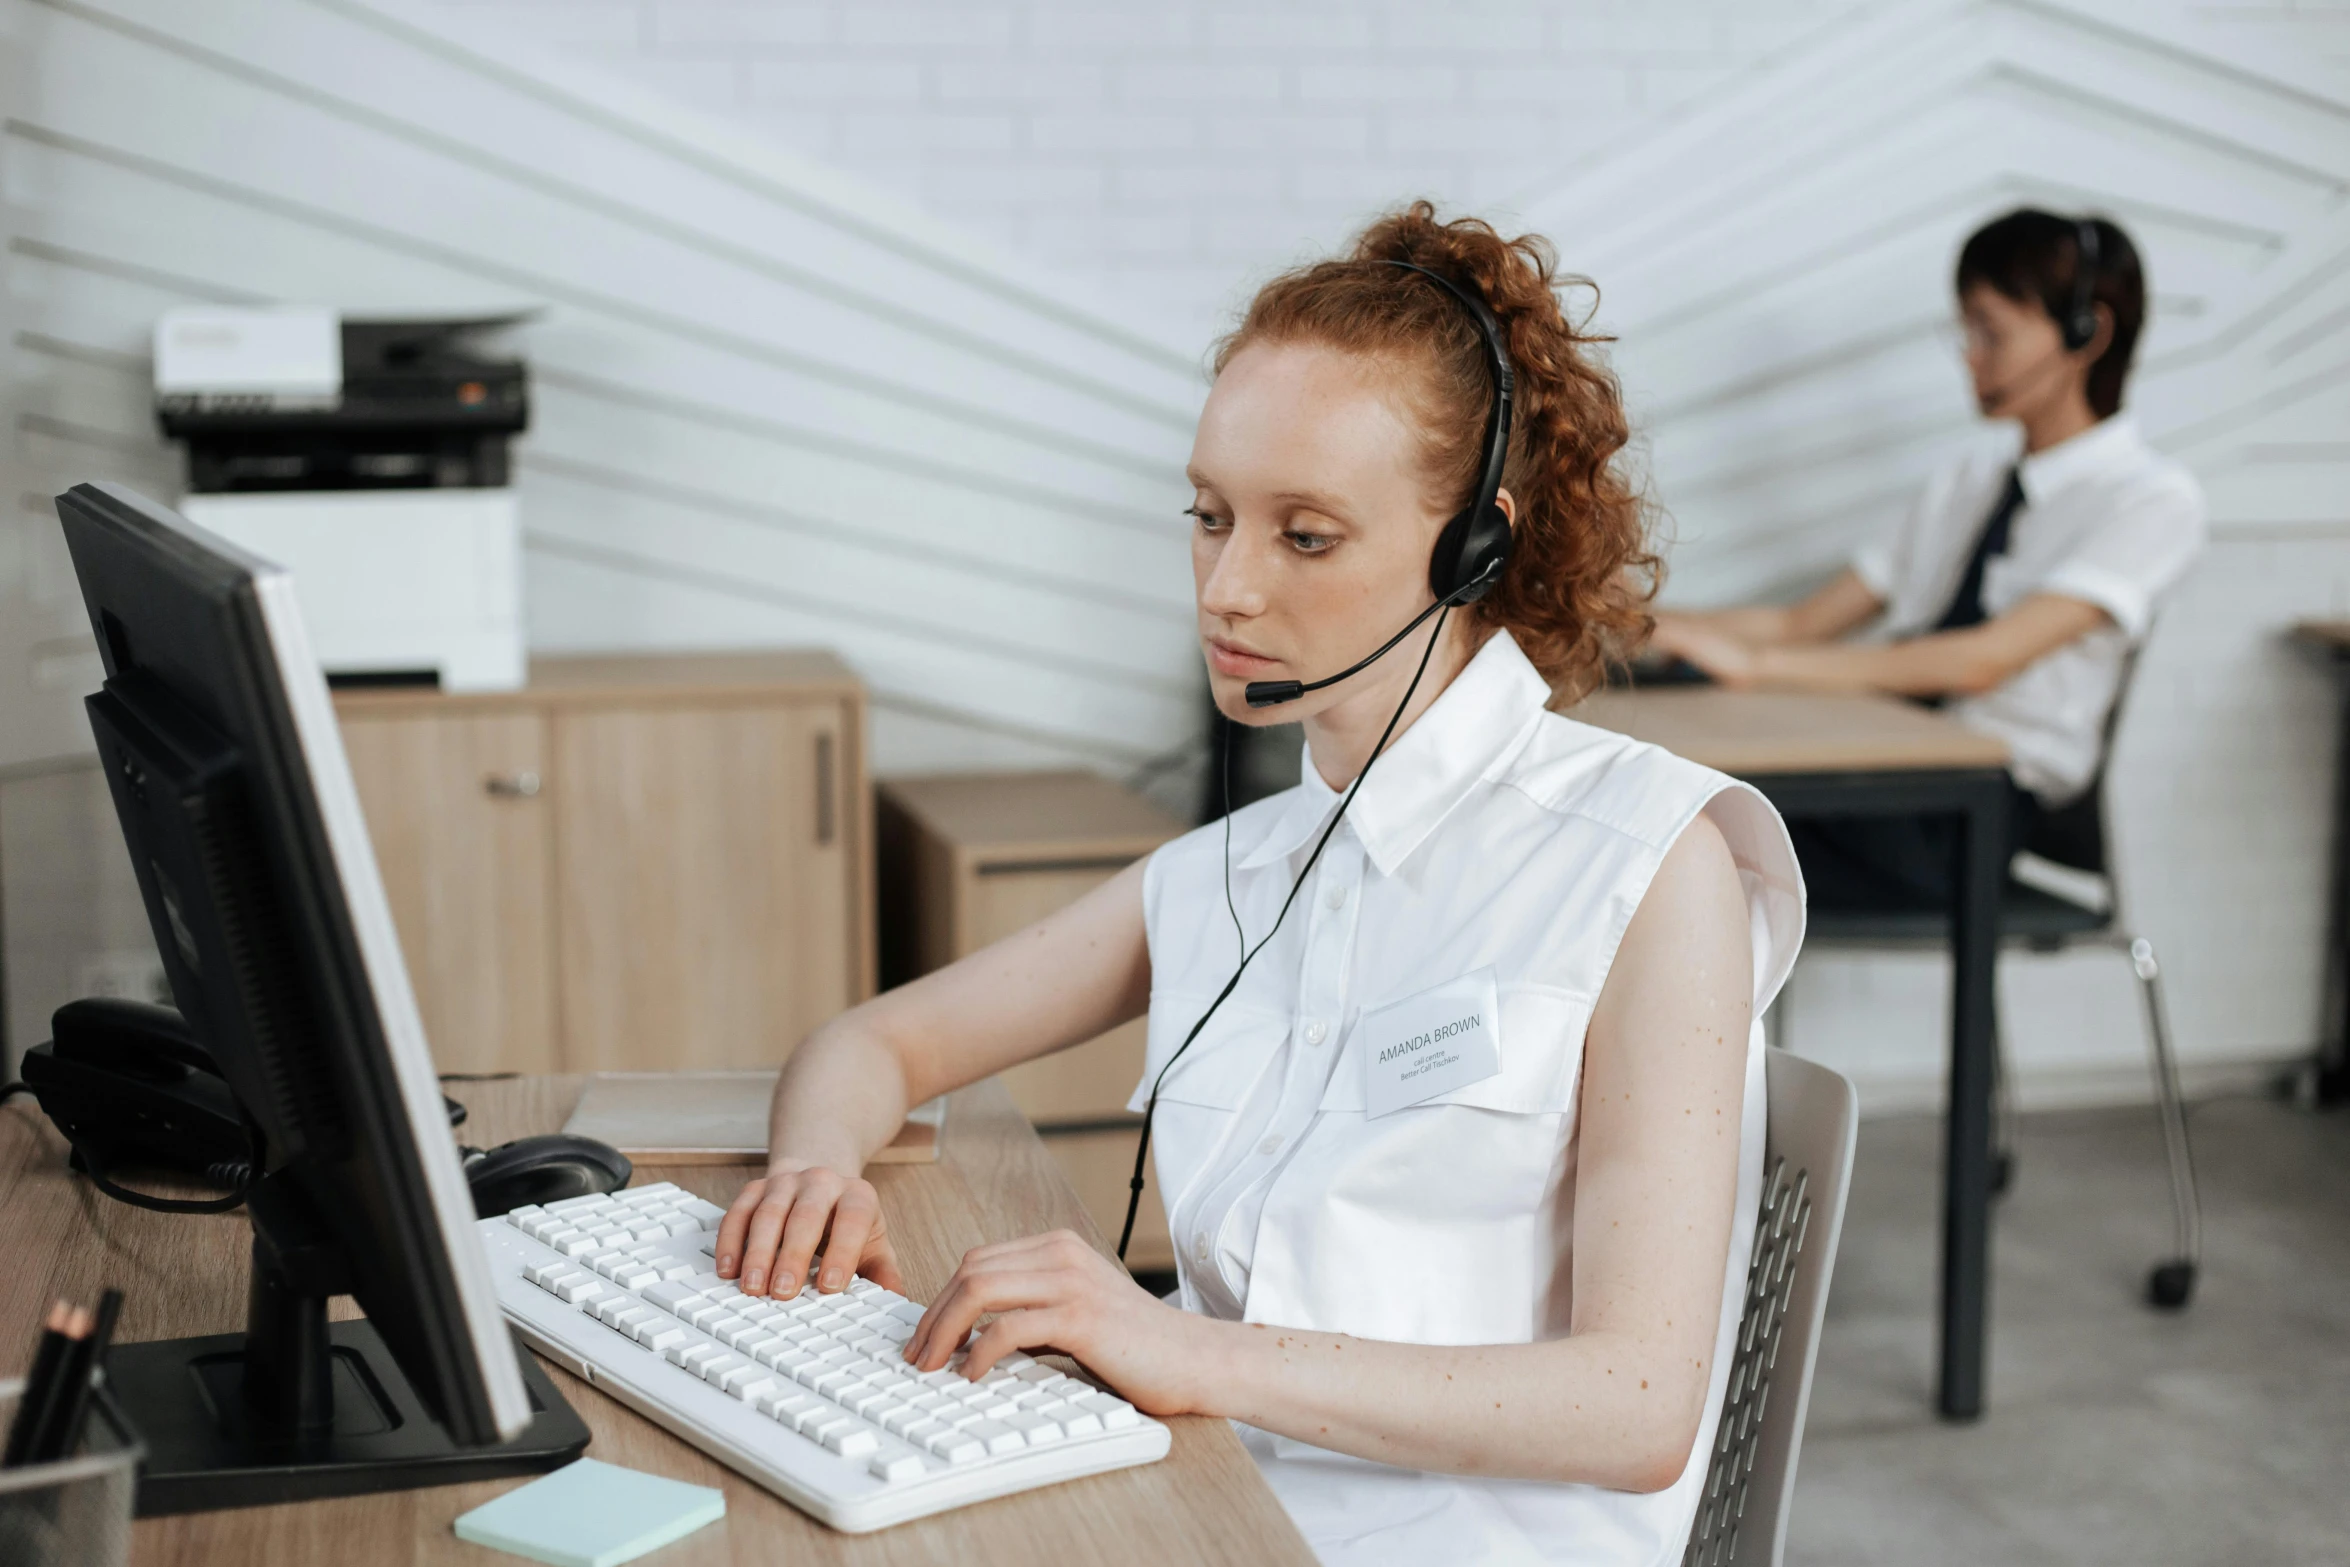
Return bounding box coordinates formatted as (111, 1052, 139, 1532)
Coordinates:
(1120, 257, 1519, 1260)
(2060, 217, 2103, 353)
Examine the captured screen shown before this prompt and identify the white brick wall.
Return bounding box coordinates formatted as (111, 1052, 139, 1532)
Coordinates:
(417, 0, 1868, 341)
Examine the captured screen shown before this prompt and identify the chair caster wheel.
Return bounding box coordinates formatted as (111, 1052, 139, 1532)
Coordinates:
(2146, 1260, 2196, 1310)
(1989, 1151, 2014, 1197)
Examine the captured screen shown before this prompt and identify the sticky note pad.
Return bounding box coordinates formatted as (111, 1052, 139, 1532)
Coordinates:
(454, 1458, 724, 1567)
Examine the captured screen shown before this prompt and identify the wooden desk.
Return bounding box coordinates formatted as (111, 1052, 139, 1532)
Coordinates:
(1573, 686, 2012, 1421)
(2292, 621, 2350, 1105)
(0, 1077, 1311, 1567)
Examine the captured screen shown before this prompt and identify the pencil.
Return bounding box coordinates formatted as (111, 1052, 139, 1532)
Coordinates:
(40, 1290, 122, 1463)
(2, 1302, 76, 1468)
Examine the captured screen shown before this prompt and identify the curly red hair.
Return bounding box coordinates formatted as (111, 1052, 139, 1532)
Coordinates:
(1213, 201, 1658, 701)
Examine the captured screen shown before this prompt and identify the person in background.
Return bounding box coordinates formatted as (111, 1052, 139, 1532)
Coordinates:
(1648, 210, 2205, 908)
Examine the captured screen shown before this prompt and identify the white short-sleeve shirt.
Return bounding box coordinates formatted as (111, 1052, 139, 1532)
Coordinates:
(1851, 415, 2206, 804)
(1134, 631, 1806, 1567)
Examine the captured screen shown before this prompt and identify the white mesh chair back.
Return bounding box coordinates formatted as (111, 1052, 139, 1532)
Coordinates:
(1684, 1050, 1858, 1567)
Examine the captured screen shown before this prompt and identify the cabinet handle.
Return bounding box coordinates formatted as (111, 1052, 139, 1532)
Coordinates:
(814, 733, 836, 846)
(483, 770, 541, 799)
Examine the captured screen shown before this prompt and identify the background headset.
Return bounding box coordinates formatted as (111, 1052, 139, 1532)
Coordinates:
(1119, 257, 1518, 1260)
(2060, 217, 2103, 352)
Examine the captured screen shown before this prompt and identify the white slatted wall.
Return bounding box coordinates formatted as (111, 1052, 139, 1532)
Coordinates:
(0, 0, 1207, 779)
(1518, 0, 2350, 1103)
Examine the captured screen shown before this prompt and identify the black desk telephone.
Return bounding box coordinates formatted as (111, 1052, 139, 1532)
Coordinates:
(16, 997, 632, 1217)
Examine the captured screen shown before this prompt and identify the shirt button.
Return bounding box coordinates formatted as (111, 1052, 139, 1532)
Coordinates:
(1304, 1020, 1327, 1046)
(1191, 1233, 1208, 1264)
(1257, 1135, 1281, 1156)
(1324, 884, 1347, 911)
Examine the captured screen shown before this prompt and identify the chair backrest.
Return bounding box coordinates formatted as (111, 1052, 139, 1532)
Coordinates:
(2021, 637, 2147, 876)
(1683, 1050, 1859, 1567)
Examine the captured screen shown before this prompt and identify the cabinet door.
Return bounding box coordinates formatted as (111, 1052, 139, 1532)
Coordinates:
(975, 865, 1149, 1125)
(338, 712, 558, 1075)
(555, 701, 851, 1070)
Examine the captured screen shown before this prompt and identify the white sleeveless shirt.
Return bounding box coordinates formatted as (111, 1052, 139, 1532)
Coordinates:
(1133, 631, 1805, 1566)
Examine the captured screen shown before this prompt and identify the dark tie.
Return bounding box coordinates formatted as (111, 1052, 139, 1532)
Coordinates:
(1932, 467, 2026, 633)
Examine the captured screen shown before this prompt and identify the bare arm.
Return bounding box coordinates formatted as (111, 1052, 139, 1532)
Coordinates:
(1652, 567, 1884, 651)
(1666, 592, 2110, 698)
(904, 811, 1755, 1491)
(716, 859, 1151, 1297)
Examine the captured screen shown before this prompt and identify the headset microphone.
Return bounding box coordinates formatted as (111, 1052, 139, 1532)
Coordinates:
(1244, 558, 1502, 708)
(1120, 256, 1518, 1263)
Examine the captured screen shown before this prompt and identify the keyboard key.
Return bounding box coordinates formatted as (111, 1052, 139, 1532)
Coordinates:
(680, 1196, 727, 1224)
(553, 1274, 608, 1306)
(676, 1342, 726, 1374)
(641, 1280, 702, 1313)
(823, 1422, 882, 1459)
(664, 1339, 716, 1368)
(1012, 1361, 1059, 1383)
(1040, 1399, 1099, 1436)
(544, 1193, 606, 1216)
(842, 1385, 894, 1418)
(1074, 1393, 1140, 1430)
(871, 1450, 928, 1484)
(622, 1182, 682, 1204)
(523, 1259, 568, 1289)
(721, 1365, 775, 1399)
(887, 1301, 926, 1328)
(928, 1429, 986, 1464)
(1004, 1410, 1064, 1445)
(551, 1231, 602, 1258)
(750, 1385, 806, 1419)
(879, 1403, 929, 1436)
(636, 1320, 690, 1352)
(811, 1370, 858, 1398)
(965, 1419, 1025, 1457)
(613, 1264, 661, 1290)
(789, 1403, 837, 1437)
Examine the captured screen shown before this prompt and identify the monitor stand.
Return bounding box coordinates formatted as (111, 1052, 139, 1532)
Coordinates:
(105, 1217, 589, 1514)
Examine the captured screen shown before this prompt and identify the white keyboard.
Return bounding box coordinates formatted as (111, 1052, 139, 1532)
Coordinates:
(480, 1183, 1170, 1532)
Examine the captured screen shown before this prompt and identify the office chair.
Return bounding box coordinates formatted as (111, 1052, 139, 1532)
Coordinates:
(1683, 1049, 1858, 1567)
(1797, 650, 2202, 1309)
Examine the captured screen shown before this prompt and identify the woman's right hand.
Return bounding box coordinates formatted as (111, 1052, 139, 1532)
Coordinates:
(714, 1160, 906, 1300)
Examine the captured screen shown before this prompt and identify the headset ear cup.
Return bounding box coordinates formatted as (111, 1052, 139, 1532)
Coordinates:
(1428, 502, 1513, 604)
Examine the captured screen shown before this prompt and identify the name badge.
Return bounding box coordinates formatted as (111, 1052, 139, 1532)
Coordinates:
(1359, 967, 1502, 1118)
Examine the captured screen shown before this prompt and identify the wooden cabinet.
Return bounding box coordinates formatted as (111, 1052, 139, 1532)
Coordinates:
(336, 653, 871, 1075)
(878, 771, 1186, 1271)
(337, 711, 558, 1076)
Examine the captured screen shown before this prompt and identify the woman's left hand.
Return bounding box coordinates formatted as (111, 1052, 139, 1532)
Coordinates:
(904, 1229, 1220, 1417)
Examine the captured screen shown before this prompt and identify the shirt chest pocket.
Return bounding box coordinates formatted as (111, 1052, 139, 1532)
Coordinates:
(1315, 986, 1591, 1117)
(1131, 992, 1286, 1114)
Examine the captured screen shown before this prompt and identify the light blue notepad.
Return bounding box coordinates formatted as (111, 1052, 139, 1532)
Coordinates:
(454, 1459, 724, 1567)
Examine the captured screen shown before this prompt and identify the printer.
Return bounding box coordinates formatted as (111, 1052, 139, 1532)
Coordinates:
(154, 308, 533, 690)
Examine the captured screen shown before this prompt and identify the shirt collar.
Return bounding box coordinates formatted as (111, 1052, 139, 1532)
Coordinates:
(1234, 630, 1552, 878)
(2016, 414, 2144, 506)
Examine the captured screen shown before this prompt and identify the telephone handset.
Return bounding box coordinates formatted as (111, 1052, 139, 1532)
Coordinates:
(13, 996, 630, 1218)
(22, 998, 254, 1206)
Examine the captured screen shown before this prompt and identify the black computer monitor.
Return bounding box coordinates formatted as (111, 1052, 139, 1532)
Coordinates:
(51, 482, 586, 1513)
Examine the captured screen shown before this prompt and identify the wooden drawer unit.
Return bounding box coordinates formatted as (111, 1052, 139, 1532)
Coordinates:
(878, 771, 1187, 1271)
(335, 652, 872, 1076)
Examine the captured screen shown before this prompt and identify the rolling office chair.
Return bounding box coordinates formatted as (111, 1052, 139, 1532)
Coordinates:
(1683, 1049, 1858, 1567)
(1795, 649, 2202, 1309)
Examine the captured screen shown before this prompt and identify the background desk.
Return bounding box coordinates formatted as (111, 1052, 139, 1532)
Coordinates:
(1573, 687, 2011, 1420)
(0, 1076, 1311, 1566)
(2293, 621, 2350, 1106)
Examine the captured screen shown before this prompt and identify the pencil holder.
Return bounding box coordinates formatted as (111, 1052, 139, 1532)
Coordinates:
(0, 1376, 142, 1567)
